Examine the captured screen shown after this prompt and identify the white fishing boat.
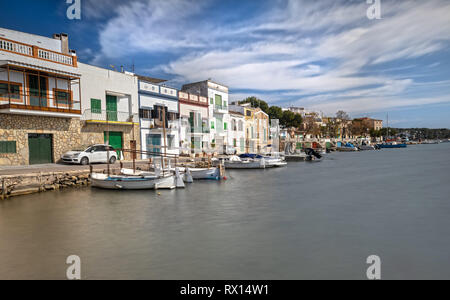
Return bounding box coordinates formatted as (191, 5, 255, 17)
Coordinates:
(224, 156, 266, 169)
(91, 173, 176, 190)
(92, 167, 185, 190)
(186, 167, 221, 180)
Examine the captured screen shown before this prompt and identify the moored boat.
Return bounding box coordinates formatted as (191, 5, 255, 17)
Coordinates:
(91, 172, 181, 190)
(224, 156, 266, 169)
(377, 142, 407, 148)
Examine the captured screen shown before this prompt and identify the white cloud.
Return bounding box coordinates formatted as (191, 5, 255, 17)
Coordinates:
(89, 0, 450, 116)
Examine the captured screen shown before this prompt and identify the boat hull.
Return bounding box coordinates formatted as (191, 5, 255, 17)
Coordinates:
(377, 144, 407, 148)
(189, 168, 221, 180)
(91, 173, 176, 190)
(224, 161, 265, 169)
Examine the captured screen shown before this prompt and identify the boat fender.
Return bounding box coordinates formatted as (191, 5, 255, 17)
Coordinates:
(185, 167, 194, 183)
(175, 168, 185, 188)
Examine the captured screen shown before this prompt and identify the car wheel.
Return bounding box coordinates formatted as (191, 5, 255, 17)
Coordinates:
(80, 157, 89, 165)
(109, 156, 117, 164)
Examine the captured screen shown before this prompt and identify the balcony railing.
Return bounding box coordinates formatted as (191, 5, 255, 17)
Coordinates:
(82, 109, 138, 124)
(0, 91, 81, 114)
(0, 37, 77, 67)
(214, 105, 228, 112)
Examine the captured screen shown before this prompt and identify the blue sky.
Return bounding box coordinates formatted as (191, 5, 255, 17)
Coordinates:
(1, 0, 449, 128)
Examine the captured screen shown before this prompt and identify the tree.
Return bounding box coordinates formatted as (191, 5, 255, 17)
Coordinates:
(336, 110, 350, 121)
(281, 110, 302, 128)
(303, 116, 320, 137)
(268, 106, 283, 121)
(239, 97, 269, 113)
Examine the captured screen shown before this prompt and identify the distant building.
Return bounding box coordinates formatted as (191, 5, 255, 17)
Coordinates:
(178, 91, 209, 154)
(182, 80, 230, 153)
(353, 118, 383, 131)
(137, 76, 180, 157)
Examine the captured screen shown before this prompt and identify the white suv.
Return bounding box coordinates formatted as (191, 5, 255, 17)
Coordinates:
(62, 145, 118, 165)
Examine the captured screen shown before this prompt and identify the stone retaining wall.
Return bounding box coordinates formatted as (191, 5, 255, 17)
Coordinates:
(0, 171, 90, 199)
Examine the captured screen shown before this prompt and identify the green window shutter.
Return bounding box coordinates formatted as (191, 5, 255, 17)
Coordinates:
(0, 141, 16, 154)
(91, 99, 101, 114)
(224, 122, 227, 130)
(210, 98, 214, 104)
(211, 121, 215, 129)
(215, 95, 222, 106)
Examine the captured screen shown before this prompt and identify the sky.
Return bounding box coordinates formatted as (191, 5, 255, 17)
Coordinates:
(1, 0, 449, 128)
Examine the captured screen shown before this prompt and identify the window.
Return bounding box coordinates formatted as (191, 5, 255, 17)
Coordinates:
(215, 94, 222, 107)
(233, 138, 237, 147)
(238, 120, 243, 131)
(0, 82, 21, 100)
(224, 122, 228, 130)
(91, 99, 102, 114)
(211, 121, 215, 129)
(139, 108, 151, 119)
(0, 141, 16, 154)
(167, 135, 175, 150)
(210, 98, 214, 104)
(246, 110, 252, 117)
(54, 89, 71, 106)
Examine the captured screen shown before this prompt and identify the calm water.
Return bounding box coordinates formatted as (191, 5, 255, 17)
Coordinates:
(1, 144, 449, 280)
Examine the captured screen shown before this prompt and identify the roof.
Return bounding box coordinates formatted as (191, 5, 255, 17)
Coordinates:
(229, 110, 244, 117)
(136, 74, 168, 84)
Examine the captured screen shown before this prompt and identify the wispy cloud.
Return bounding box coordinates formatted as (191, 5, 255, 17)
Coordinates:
(85, 0, 450, 121)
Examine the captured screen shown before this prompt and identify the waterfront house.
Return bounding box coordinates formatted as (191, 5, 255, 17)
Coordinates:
(137, 75, 180, 158)
(178, 91, 209, 155)
(182, 80, 230, 153)
(0, 28, 81, 165)
(229, 103, 269, 153)
(78, 63, 140, 160)
(228, 111, 246, 154)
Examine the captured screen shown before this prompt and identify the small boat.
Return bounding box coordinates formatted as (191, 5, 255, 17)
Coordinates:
(305, 148, 323, 162)
(122, 166, 222, 181)
(176, 167, 221, 180)
(421, 140, 440, 145)
(336, 142, 359, 152)
(92, 167, 185, 190)
(377, 142, 407, 149)
(240, 153, 287, 168)
(224, 155, 266, 169)
(358, 144, 378, 150)
(91, 173, 181, 190)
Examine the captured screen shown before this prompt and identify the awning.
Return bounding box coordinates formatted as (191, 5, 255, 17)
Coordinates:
(0, 59, 81, 79)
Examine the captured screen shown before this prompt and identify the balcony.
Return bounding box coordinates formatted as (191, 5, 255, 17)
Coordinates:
(0, 88, 81, 117)
(82, 109, 138, 125)
(179, 92, 208, 107)
(0, 37, 77, 67)
(214, 104, 228, 114)
(0, 62, 81, 117)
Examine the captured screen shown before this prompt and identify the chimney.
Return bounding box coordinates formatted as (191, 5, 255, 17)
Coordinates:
(53, 33, 69, 54)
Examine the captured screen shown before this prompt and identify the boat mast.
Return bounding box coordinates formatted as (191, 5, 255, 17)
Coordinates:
(162, 105, 167, 176)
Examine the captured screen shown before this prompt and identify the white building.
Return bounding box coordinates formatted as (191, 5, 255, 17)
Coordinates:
(78, 63, 139, 160)
(182, 80, 230, 153)
(137, 76, 180, 158)
(178, 91, 209, 154)
(0, 28, 81, 165)
(228, 111, 246, 154)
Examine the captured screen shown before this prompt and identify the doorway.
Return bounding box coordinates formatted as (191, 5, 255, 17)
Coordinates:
(28, 133, 53, 164)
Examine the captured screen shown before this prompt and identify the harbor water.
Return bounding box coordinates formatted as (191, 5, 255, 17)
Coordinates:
(1, 143, 449, 279)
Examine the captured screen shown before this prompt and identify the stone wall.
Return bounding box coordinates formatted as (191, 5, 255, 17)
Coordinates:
(81, 123, 141, 160)
(0, 114, 82, 165)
